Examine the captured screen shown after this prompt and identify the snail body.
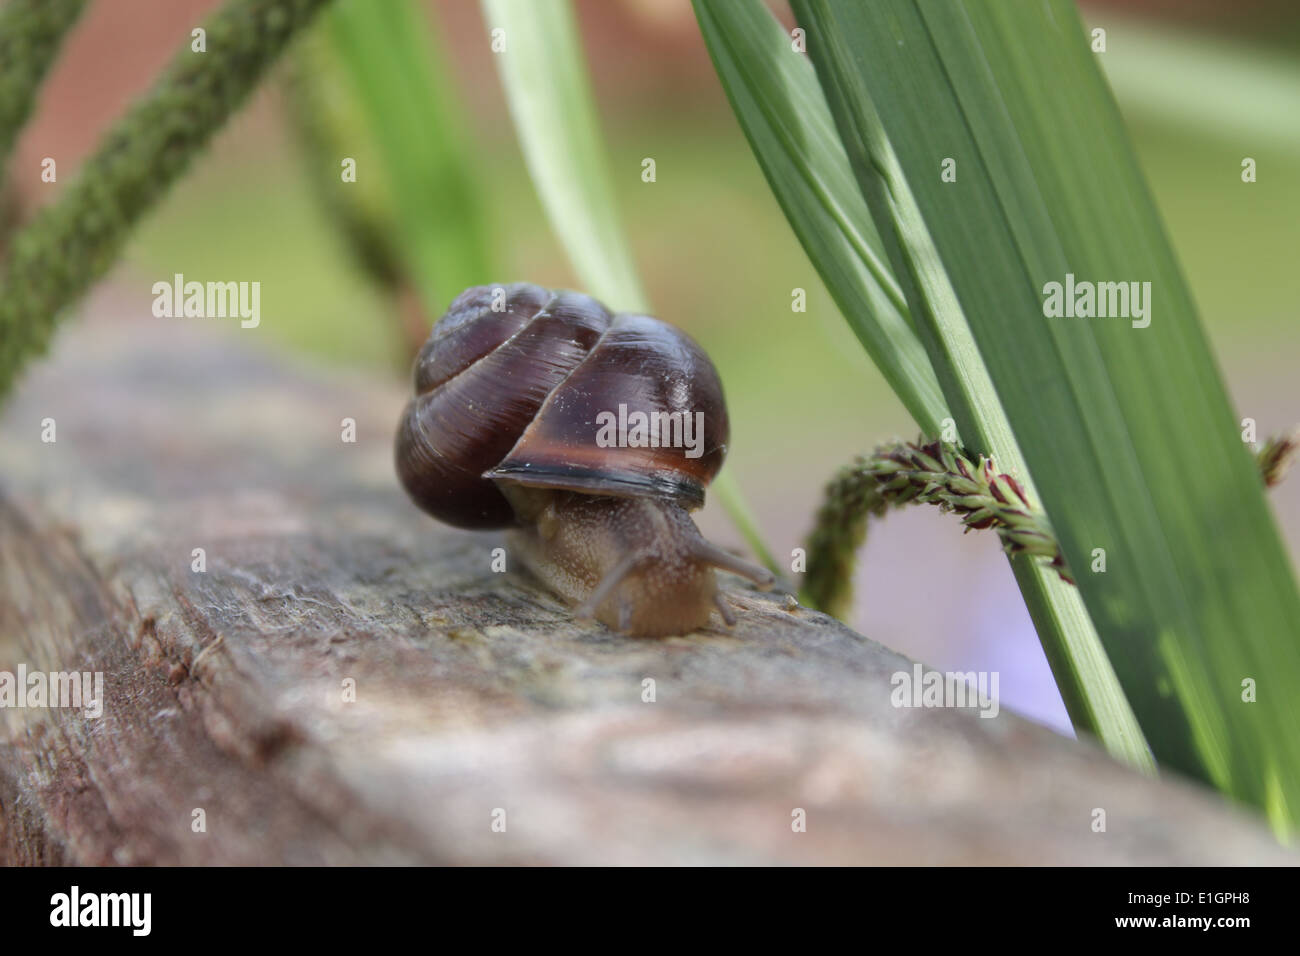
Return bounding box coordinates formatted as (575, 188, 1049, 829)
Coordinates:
(395, 283, 773, 637)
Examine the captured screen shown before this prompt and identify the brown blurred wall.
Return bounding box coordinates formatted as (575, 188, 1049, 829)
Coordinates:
(10, 0, 1296, 216)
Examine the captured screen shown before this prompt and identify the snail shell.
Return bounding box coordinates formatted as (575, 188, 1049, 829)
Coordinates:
(395, 283, 772, 636)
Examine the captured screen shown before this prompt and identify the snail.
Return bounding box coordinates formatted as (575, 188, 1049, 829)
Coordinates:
(394, 283, 774, 637)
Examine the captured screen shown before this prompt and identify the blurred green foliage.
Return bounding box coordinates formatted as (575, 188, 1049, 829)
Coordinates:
(116, 12, 1299, 532)
(123, 103, 1299, 414)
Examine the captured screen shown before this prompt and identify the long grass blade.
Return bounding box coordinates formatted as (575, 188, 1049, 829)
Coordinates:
(482, 0, 776, 572)
(323, 0, 492, 312)
(480, 0, 647, 313)
(693, 0, 1150, 770)
(793, 0, 1300, 833)
(692, 0, 945, 435)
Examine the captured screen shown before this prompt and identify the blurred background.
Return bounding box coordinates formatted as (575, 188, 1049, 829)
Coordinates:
(10, 0, 1298, 734)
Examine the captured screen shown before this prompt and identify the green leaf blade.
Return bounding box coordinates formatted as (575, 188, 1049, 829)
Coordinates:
(694, 0, 1150, 771)
(692, 0, 946, 435)
(794, 0, 1300, 829)
(323, 0, 493, 310)
(481, 0, 647, 313)
(482, 0, 777, 573)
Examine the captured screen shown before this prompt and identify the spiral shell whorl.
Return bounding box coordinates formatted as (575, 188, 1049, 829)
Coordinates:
(395, 283, 728, 530)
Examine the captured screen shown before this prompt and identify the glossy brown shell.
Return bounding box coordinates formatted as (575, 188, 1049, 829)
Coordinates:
(395, 283, 729, 529)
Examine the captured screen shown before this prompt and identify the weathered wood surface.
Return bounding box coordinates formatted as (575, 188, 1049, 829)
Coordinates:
(0, 311, 1291, 865)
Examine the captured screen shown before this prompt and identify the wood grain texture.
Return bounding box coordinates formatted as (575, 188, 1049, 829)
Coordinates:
(0, 310, 1291, 865)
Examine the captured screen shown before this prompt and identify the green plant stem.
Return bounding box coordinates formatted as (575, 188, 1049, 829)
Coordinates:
(281, 39, 426, 359)
(0, 0, 87, 167)
(805, 432, 1297, 618)
(691, 0, 1146, 768)
(281, 54, 406, 292)
(713, 469, 782, 579)
(481, 0, 647, 313)
(792, 1, 1300, 827)
(323, 0, 491, 317)
(804, 438, 1071, 618)
(0, 0, 332, 401)
(482, 0, 776, 572)
(792, 0, 1151, 773)
(691, 0, 947, 433)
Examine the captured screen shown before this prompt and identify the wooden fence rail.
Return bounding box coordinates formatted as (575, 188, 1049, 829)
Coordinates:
(0, 310, 1289, 864)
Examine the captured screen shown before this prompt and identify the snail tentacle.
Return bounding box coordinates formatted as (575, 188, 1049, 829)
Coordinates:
(574, 551, 644, 623)
(713, 592, 737, 627)
(689, 538, 776, 589)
